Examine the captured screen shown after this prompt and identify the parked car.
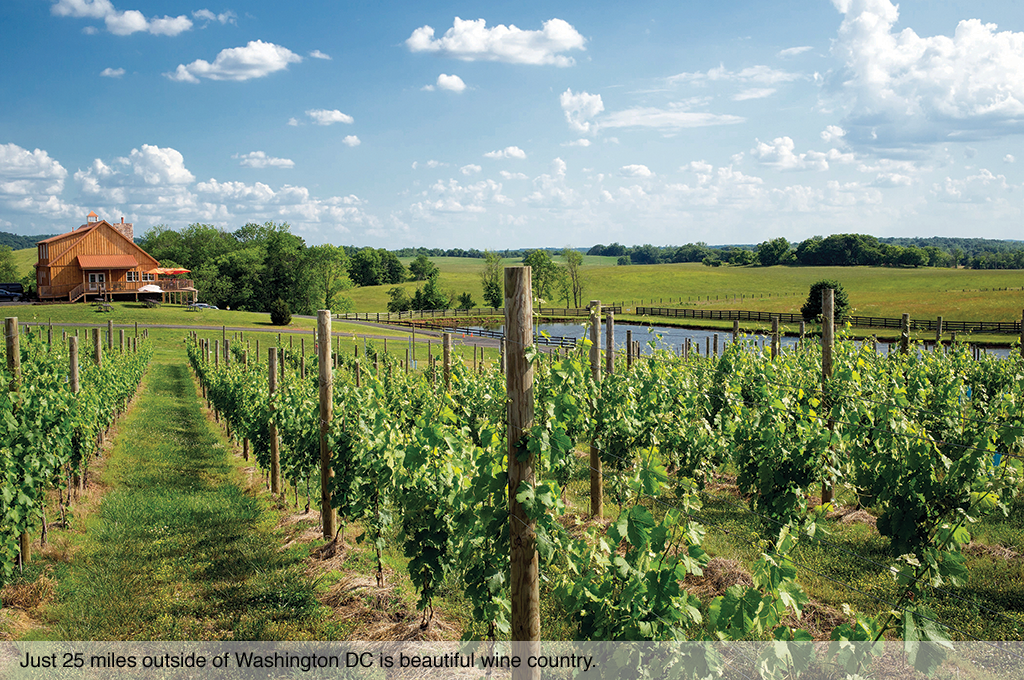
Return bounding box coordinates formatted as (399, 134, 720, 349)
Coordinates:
(0, 283, 25, 302)
(190, 302, 219, 310)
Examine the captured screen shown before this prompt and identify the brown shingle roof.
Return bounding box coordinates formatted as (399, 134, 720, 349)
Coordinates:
(77, 255, 139, 269)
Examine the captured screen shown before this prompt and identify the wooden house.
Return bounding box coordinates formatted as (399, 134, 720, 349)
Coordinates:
(35, 212, 196, 303)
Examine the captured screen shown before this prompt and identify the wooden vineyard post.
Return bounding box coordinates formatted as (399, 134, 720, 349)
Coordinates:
(405, 348, 409, 374)
(93, 328, 102, 368)
(936, 316, 944, 346)
(821, 288, 835, 505)
(771, 316, 780, 359)
(589, 300, 603, 519)
(70, 337, 82, 491)
(500, 339, 506, 373)
(626, 329, 633, 369)
(318, 311, 335, 541)
(732, 320, 739, 343)
(107, 320, 113, 351)
(713, 333, 719, 357)
(225, 339, 231, 366)
(799, 322, 806, 349)
(505, 266, 540, 658)
(6, 319, 28, 566)
(119, 329, 124, 353)
(900, 314, 910, 354)
(269, 348, 280, 496)
(443, 332, 452, 392)
(605, 311, 615, 375)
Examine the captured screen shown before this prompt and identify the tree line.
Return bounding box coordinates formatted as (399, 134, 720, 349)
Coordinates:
(589, 234, 1024, 269)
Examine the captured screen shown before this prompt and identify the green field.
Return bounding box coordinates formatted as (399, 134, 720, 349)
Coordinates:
(354, 258, 1024, 322)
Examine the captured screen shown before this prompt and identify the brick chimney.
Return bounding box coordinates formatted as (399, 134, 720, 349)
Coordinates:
(113, 216, 133, 241)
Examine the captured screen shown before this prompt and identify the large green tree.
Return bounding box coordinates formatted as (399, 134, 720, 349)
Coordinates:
(756, 237, 792, 266)
(409, 253, 438, 281)
(561, 247, 585, 307)
(0, 246, 18, 282)
(522, 249, 562, 302)
(305, 244, 352, 311)
(800, 280, 850, 322)
(480, 251, 504, 307)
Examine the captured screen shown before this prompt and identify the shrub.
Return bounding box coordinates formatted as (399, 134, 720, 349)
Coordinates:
(801, 280, 849, 322)
(269, 297, 292, 325)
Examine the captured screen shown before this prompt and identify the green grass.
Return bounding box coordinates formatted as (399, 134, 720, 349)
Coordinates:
(13, 247, 35, 278)
(27, 343, 341, 640)
(348, 259, 1024, 323)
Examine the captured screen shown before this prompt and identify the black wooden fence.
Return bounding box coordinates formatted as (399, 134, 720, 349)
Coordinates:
(636, 307, 1022, 334)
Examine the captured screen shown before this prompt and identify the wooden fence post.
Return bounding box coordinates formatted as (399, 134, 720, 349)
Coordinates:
(93, 327, 102, 368)
(900, 313, 910, 354)
(771, 316, 780, 359)
(822, 289, 835, 505)
(506, 266, 540, 656)
(589, 301, 603, 519)
(268, 348, 280, 495)
(318, 310, 335, 541)
(443, 332, 452, 392)
(6, 319, 29, 566)
(605, 311, 614, 375)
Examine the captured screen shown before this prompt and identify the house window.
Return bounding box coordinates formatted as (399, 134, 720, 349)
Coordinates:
(142, 272, 155, 281)
(126, 271, 139, 282)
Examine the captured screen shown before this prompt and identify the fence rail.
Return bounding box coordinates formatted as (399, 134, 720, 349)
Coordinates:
(336, 306, 621, 323)
(387, 319, 578, 347)
(636, 307, 1023, 334)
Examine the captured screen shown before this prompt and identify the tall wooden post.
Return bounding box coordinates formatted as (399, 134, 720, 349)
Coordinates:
(589, 301, 603, 519)
(822, 289, 835, 505)
(732, 320, 739, 343)
(900, 314, 910, 354)
(713, 333, 719, 357)
(318, 310, 335, 540)
(269, 349, 280, 496)
(443, 332, 453, 392)
(500, 338, 506, 373)
(119, 329, 124, 353)
(771, 316, 780, 359)
(626, 329, 633, 369)
(506, 266, 539, 658)
(6, 319, 28, 564)
(93, 328, 102, 368)
(107, 320, 113, 351)
(605, 311, 615, 375)
(936, 316, 944, 345)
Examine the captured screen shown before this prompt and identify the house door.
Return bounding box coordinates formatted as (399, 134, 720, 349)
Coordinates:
(88, 273, 105, 291)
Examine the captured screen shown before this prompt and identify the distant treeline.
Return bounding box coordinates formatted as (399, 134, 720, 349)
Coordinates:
(589, 234, 1024, 269)
(0, 231, 56, 250)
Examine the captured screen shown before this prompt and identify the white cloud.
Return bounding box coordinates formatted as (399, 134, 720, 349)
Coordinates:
(500, 171, 529, 180)
(1005, 154, 1016, 164)
(777, 46, 813, 57)
(820, 125, 847, 145)
(234, 151, 295, 169)
(0, 143, 77, 218)
(342, 135, 361, 147)
(193, 9, 235, 25)
(560, 89, 604, 134)
(620, 164, 653, 178)
(410, 177, 512, 217)
(100, 67, 124, 78)
(72, 145, 379, 236)
(460, 164, 482, 175)
(964, 147, 978, 159)
(287, 117, 299, 126)
(167, 40, 302, 82)
(306, 108, 354, 125)
(53, 0, 193, 36)
(524, 157, 578, 207)
(669, 63, 802, 86)
(934, 169, 1015, 203)
(732, 88, 776, 101)
(406, 17, 585, 66)
(829, 0, 1024, 145)
(308, 49, 331, 60)
(870, 172, 913, 188)
(436, 73, 466, 92)
(751, 137, 856, 171)
(484, 146, 526, 160)
(601, 106, 744, 130)
(562, 139, 591, 147)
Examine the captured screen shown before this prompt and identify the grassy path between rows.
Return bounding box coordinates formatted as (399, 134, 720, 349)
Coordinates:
(29, 344, 335, 640)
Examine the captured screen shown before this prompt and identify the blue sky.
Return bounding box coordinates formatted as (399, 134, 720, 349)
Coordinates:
(1, 0, 1022, 248)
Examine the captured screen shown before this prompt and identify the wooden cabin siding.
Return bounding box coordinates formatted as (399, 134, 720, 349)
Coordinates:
(36, 220, 161, 300)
